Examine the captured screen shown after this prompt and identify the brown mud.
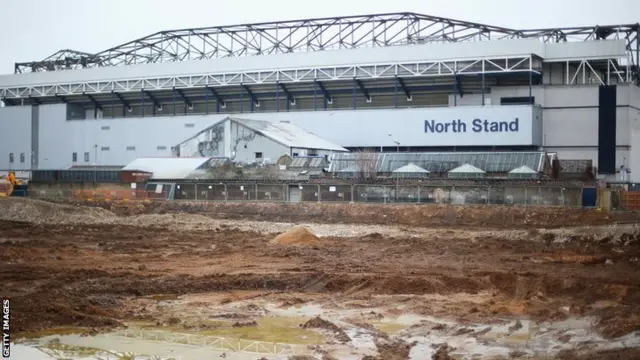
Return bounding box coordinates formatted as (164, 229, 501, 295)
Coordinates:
(1, 199, 640, 359)
(58, 199, 640, 229)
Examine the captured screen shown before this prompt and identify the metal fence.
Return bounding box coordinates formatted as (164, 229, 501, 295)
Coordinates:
(29, 183, 584, 206)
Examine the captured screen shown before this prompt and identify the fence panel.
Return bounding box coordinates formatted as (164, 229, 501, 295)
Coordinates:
(175, 184, 196, 200)
(24, 183, 586, 207)
(393, 185, 421, 203)
(354, 185, 390, 203)
(298, 184, 320, 202)
(539, 187, 564, 206)
(195, 184, 227, 201)
(226, 184, 255, 201)
(450, 186, 490, 204)
(319, 184, 352, 202)
(256, 184, 286, 201)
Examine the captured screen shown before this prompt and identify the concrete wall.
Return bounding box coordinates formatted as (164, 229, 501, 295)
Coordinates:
(34, 104, 215, 169)
(0, 106, 32, 170)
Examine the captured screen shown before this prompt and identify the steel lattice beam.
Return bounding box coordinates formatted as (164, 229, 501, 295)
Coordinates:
(12, 12, 640, 83)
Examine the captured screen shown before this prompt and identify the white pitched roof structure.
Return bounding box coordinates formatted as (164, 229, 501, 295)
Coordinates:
(509, 165, 538, 174)
(122, 157, 211, 179)
(177, 116, 348, 152)
(449, 163, 486, 173)
(392, 163, 430, 173)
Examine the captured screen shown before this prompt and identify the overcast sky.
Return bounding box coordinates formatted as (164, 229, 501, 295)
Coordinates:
(1, 0, 638, 74)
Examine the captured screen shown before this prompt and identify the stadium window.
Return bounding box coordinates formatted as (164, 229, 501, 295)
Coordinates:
(101, 146, 110, 151)
(126, 146, 136, 151)
(84, 152, 90, 162)
(101, 126, 110, 130)
(20, 153, 25, 163)
(157, 146, 167, 151)
(72, 152, 78, 163)
(255, 152, 263, 159)
(8, 153, 14, 163)
(500, 96, 534, 105)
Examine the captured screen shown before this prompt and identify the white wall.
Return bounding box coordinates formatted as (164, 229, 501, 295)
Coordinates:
(10, 104, 542, 169)
(37, 104, 217, 169)
(0, 106, 32, 169)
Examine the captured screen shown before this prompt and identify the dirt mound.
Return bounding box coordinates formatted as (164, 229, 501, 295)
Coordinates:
(362, 338, 417, 360)
(432, 343, 455, 360)
(301, 316, 350, 343)
(271, 226, 321, 245)
(0, 198, 115, 224)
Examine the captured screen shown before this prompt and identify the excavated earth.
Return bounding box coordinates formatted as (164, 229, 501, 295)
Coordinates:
(1, 198, 640, 359)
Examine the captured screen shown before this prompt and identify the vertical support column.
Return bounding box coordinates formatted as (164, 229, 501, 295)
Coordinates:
(205, 89, 209, 115)
(313, 81, 317, 111)
(394, 76, 399, 108)
(352, 78, 357, 109)
(317, 184, 321, 202)
(481, 63, 486, 106)
(598, 85, 618, 174)
(172, 88, 176, 116)
(529, 57, 533, 102)
(30, 105, 39, 170)
(453, 72, 458, 106)
(276, 81, 280, 112)
(140, 90, 145, 117)
(240, 84, 244, 113)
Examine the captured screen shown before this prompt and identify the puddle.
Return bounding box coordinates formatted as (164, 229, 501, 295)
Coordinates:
(13, 299, 640, 360)
(267, 303, 325, 317)
(197, 316, 325, 344)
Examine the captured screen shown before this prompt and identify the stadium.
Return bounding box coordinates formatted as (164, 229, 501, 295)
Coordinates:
(0, 12, 639, 182)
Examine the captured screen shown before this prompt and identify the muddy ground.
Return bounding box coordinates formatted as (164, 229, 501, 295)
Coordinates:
(1, 198, 640, 359)
(56, 199, 640, 228)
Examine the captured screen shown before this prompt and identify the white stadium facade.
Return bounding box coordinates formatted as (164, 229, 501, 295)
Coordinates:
(0, 12, 639, 180)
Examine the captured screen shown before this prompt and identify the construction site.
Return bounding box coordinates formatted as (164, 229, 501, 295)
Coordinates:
(2, 8, 640, 360)
(2, 197, 640, 359)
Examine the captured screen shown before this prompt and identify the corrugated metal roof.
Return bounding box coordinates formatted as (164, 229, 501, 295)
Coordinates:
(230, 117, 347, 152)
(122, 157, 211, 179)
(289, 156, 329, 169)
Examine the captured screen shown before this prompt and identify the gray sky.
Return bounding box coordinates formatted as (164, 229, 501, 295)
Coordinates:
(1, 0, 638, 74)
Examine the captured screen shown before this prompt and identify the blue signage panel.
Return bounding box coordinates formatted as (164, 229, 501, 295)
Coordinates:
(424, 118, 520, 134)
